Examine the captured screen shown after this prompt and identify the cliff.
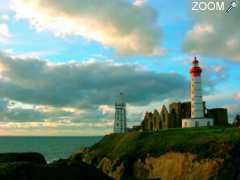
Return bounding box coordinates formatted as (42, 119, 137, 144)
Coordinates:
(0, 152, 112, 180)
(73, 127, 240, 180)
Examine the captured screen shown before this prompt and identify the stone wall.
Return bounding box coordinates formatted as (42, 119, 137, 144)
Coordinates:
(206, 108, 228, 126)
(141, 101, 228, 131)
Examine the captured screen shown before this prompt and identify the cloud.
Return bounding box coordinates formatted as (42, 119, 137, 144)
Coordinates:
(183, 0, 240, 63)
(133, 0, 147, 6)
(0, 1, 10, 12)
(0, 120, 113, 136)
(0, 53, 188, 108)
(0, 99, 46, 122)
(0, 14, 9, 21)
(0, 23, 11, 42)
(3, 48, 58, 59)
(11, 0, 165, 56)
(202, 64, 229, 93)
(0, 53, 189, 134)
(99, 105, 114, 115)
(236, 92, 240, 100)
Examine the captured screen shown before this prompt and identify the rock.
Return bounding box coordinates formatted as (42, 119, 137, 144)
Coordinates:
(0, 153, 113, 180)
(0, 161, 42, 180)
(95, 153, 223, 180)
(98, 157, 113, 175)
(111, 162, 125, 180)
(69, 147, 90, 162)
(132, 152, 223, 180)
(97, 157, 125, 180)
(42, 159, 113, 180)
(0, 153, 46, 165)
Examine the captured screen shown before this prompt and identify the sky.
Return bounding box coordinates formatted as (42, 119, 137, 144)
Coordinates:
(0, 0, 239, 136)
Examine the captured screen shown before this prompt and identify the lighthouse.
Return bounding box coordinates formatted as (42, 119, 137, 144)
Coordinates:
(182, 57, 213, 128)
(114, 92, 127, 133)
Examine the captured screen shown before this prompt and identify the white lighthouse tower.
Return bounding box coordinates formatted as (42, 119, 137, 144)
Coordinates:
(182, 57, 213, 128)
(114, 92, 127, 133)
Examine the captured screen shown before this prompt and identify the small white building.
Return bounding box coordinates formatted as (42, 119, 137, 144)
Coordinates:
(114, 92, 127, 133)
(182, 57, 213, 128)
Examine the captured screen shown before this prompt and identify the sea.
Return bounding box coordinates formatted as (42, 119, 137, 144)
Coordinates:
(0, 136, 102, 163)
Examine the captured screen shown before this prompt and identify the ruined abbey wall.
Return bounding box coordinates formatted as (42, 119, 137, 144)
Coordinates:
(141, 102, 228, 131)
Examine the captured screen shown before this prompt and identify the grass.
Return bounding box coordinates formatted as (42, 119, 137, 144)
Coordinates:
(78, 127, 240, 163)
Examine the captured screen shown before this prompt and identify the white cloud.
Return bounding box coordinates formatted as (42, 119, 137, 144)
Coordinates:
(99, 105, 114, 115)
(0, 1, 10, 12)
(191, 24, 214, 36)
(184, 0, 240, 63)
(0, 23, 11, 42)
(3, 48, 57, 59)
(0, 14, 9, 21)
(11, 0, 165, 56)
(133, 0, 147, 6)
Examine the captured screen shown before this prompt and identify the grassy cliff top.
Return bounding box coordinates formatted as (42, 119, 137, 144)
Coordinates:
(74, 127, 240, 163)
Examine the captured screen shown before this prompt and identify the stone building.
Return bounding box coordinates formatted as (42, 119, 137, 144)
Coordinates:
(142, 108, 169, 131)
(141, 101, 228, 131)
(206, 108, 228, 126)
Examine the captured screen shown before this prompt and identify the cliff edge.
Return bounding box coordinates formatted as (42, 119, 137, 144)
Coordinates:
(72, 127, 240, 180)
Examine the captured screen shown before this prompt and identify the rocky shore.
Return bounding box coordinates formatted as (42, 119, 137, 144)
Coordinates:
(0, 152, 112, 180)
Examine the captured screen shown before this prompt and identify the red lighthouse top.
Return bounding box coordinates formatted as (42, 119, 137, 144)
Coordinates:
(190, 56, 202, 77)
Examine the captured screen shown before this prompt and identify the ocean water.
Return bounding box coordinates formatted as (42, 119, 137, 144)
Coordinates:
(0, 136, 102, 162)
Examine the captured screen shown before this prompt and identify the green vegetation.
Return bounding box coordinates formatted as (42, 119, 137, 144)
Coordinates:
(78, 127, 240, 163)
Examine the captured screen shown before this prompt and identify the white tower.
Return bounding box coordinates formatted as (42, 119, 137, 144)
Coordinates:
(114, 92, 127, 133)
(182, 57, 213, 128)
(191, 57, 204, 119)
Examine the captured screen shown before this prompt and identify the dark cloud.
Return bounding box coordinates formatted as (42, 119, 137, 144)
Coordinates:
(0, 53, 189, 109)
(0, 99, 8, 111)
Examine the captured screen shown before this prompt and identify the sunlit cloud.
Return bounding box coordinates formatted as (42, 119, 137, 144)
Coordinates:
(3, 48, 58, 59)
(133, 0, 147, 6)
(11, 0, 165, 56)
(0, 23, 11, 42)
(98, 105, 114, 115)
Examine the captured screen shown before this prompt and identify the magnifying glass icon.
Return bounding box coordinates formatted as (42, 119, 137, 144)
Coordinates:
(225, 1, 238, 13)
